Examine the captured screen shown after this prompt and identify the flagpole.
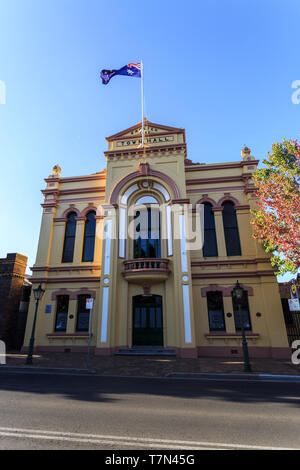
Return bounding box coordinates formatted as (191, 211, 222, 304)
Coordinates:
(141, 59, 144, 147)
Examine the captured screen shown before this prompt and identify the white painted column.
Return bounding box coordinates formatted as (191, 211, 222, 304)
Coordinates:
(179, 208, 193, 345)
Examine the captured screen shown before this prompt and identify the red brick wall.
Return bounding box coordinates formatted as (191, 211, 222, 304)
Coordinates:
(0, 253, 28, 349)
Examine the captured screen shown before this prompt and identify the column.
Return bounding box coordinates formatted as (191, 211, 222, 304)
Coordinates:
(95, 205, 116, 355)
(176, 205, 197, 357)
(212, 207, 227, 257)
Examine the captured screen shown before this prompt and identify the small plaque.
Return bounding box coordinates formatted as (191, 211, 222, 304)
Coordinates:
(45, 305, 52, 314)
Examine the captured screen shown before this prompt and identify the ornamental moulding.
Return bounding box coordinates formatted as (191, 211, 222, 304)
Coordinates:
(109, 162, 181, 204)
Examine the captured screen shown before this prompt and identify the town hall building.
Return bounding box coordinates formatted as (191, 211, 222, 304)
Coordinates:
(23, 120, 290, 358)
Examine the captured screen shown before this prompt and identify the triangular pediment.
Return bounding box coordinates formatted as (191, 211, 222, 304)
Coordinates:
(106, 119, 185, 141)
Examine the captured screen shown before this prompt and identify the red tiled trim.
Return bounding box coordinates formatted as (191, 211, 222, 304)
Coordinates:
(217, 194, 240, 206)
(200, 283, 254, 297)
(55, 197, 105, 204)
(105, 143, 186, 157)
(192, 271, 275, 280)
(51, 287, 97, 300)
(31, 277, 100, 284)
(59, 187, 105, 196)
(195, 196, 218, 207)
(184, 160, 259, 172)
(186, 176, 244, 185)
(187, 186, 245, 194)
(192, 258, 268, 267)
(204, 333, 259, 338)
(171, 198, 190, 204)
(45, 173, 106, 184)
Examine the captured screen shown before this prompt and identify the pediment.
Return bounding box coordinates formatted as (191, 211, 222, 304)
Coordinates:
(106, 119, 185, 141)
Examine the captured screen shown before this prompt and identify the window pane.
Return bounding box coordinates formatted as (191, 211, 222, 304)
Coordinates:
(62, 237, 75, 262)
(77, 312, 90, 331)
(207, 292, 225, 331)
(232, 291, 252, 331)
(156, 307, 162, 328)
(55, 295, 69, 331)
(149, 307, 155, 328)
(82, 212, 96, 262)
(222, 202, 241, 256)
(203, 204, 218, 257)
(62, 212, 77, 263)
(133, 208, 161, 258)
(76, 295, 91, 331)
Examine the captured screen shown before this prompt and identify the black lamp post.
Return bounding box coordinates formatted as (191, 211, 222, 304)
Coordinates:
(233, 280, 252, 373)
(26, 284, 45, 365)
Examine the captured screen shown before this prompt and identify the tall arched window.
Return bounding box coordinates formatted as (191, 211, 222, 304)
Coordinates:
(222, 201, 241, 256)
(203, 203, 218, 257)
(82, 211, 96, 262)
(62, 212, 77, 263)
(133, 198, 161, 258)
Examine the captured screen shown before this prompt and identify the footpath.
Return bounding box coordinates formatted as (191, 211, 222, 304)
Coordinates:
(1, 351, 300, 381)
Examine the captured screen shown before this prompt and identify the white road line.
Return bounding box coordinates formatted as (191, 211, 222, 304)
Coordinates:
(0, 427, 295, 450)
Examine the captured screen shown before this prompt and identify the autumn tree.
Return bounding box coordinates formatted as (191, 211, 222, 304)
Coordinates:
(251, 138, 300, 275)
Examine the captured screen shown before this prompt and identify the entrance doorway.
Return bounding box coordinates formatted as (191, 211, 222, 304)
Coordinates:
(132, 295, 163, 346)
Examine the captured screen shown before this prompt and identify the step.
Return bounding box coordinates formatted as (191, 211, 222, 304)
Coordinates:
(115, 348, 176, 356)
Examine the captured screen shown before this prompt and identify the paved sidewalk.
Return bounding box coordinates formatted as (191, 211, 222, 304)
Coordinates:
(2, 351, 300, 377)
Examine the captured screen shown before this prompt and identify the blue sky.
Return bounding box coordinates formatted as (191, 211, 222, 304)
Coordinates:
(0, 0, 299, 279)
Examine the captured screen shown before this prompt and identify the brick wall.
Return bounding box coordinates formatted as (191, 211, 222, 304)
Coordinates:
(0, 253, 28, 349)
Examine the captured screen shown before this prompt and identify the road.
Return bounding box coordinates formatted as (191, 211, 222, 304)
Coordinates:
(0, 371, 299, 450)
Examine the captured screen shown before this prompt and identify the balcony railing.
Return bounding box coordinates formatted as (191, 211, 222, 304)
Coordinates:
(123, 258, 169, 283)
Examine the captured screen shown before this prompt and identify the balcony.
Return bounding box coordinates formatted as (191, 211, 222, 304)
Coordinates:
(123, 258, 170, 284)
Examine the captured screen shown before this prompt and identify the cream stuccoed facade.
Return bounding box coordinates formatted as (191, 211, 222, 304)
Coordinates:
(23, 120, 290, 358)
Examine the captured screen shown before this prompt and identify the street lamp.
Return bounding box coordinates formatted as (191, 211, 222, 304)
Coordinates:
(26, 284, 45, 365)
(233, 280, 252, 373)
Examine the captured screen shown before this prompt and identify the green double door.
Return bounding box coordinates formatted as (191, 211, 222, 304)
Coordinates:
(132, 295, 163, 346)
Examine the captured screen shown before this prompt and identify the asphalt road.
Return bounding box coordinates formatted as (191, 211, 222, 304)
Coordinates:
(0, 371, 299, 450)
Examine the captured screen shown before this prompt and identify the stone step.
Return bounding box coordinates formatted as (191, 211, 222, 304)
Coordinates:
(115, 348, 176, 356)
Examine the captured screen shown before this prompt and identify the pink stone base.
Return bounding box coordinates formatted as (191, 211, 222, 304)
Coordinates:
(168, 347, 198, 358)
(94, 346, 127, 356)
(21, 345, 95, 353)
(197, 346, 291, 359)
(21, 345, 291, 360)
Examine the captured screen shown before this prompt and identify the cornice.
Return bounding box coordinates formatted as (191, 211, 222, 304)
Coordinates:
(185, 160, 259, 172)
(104, 143, 187, 159)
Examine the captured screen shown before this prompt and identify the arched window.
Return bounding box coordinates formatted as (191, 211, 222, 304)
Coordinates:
(206, 291, 225, 331)
(82, 211, 96, 262)
(62, 212, 77, 263)
(222, 201, 241, 256)
(135, 195, 159, 205)
(203, 203, 218, 257)
(133, 207, 161, 259)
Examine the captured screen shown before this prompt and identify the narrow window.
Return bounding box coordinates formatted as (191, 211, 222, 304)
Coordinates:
(55, 295, 69, 331)
(203, 203, 218, 257)
(76, 295, 91, 332)
(62, 212, 77, 263)
(206, 291, 226, 331)
(222, 201, 241, 256)
(232, 290, 252, 331)
(82, 211, 96, 262)
(133, 207, 161, 258)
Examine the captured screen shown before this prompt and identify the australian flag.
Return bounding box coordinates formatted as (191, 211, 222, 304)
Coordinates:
(100, 63, 141, 85)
